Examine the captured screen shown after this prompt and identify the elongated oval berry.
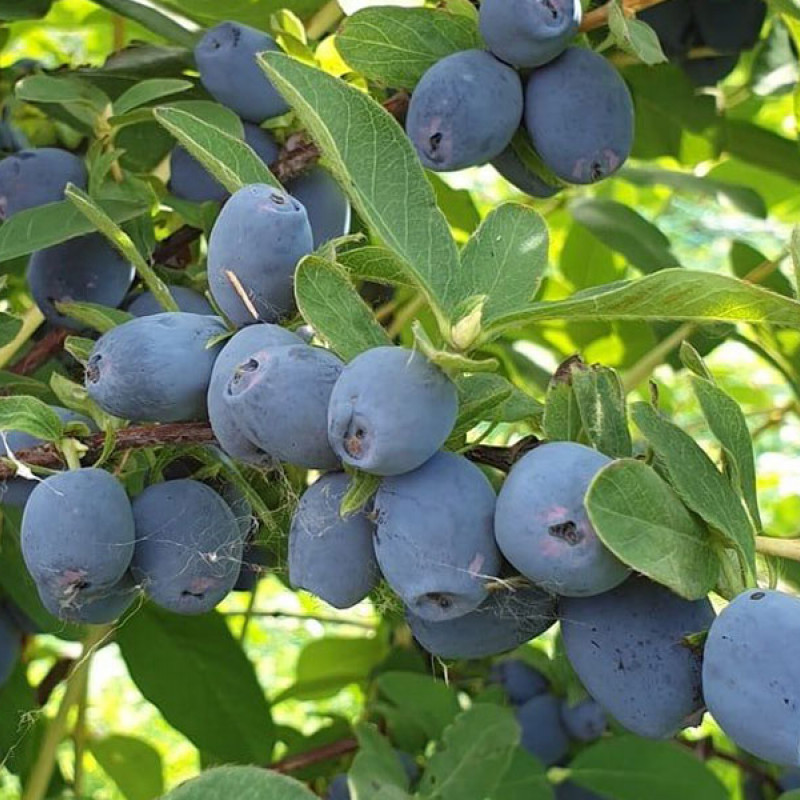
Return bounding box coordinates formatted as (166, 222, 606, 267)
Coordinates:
(491, 659, 549, 705)
(131, 480, 244, 615)
(375, 451, 501, 622)
(207, 323, 303, 464)
(194, 22, 289, 122)
(38, 572, 139, 624)
(561, 577, 715, 739)
(0, 147, 86, 220)
(207, 184, 313, 326)
(21, 468, 135, 609)
(517, 693, 570, 766)
(27, 234, 134, 330)
(480, 0, 581, 68)
(287, 167, 351, 248)
(407, 586, 556, 658)
(495, 442, 629, 597)
(289, 472, 379, 609)
(492, 146, 561, 199)
(703, 588, 800, 766)
(86, 312, 226, 422)
(524, 48, 634, 184)
(169, 123, 279, 204)
(127, 286, 213, 317)
(328, 346, 458, 476)
(406, 50, 523, 171)
(691, 0, 765, 51)
(560, 697, 607, 742)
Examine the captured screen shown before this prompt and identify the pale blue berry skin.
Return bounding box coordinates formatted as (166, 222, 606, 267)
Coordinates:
(27, 234, 134, 330)
(517, 693, 570, 766)
(128, 286, 213, 317)
(375, 451, 501, 622)
(0, 608, 22, 686)
(703, 588, 800, 766)
(289, 472, 379, 609)
(207, 323, 303, 464)
(131, 480, 244, 615)
(492, 146, 561, 198)
(407, 586, 555, 659)
(207, 184, 313, 326)
(1, 406, 96, 508)
(326, 775, 350, 800)
(490, 659, 549, 705)
(169, 123, 280, 203)
(524, 47, 634, 184)
(479, 0, 581, 68)
(21, 469, 136, 610)
(194, 22, 289, 123)
(86, 313, 226, 423)
(0, 147, 86, 220)
(561, 577, 715, 739)
(38, 572, 139, 625)
(406, 50, 523, 171)
(495, 442, 630, 597)
(288, 167, 351, 248)
(224, 343, 343, 469)
(561, 697, 607, 742)
(327, 346, 458, 476)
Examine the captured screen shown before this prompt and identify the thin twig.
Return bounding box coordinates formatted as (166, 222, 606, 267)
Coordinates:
(36, 658, 75, 706)
(465, 435, 541, 473)
(268, 737, 358, 774)
(8, 327, 69, 377)
(580, 0, 668, 31)
(222, 609, 375, 630)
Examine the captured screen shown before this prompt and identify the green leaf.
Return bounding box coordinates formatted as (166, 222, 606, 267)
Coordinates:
(337, 7, 481, 89)
(570, 363, 633, 458)
(620, 166, 767, 218)
(116, 607, 274, 764)
(259, 53, 460, 332)
(113, 78, 193, 115)
(161, 766, 316, 800)
(276, 636, 388, 702)
(0, 372, 50, 399)
(0, 396, 64, 442)
(89, 0, 200, 49)
(15, 75, 109, 128)
(688, 374, 762, 531)
(377, 672, 461, 742)
(543, 378, 582, 443)
(0, 0, 51, 19)
(482, 269, 800, 342)
(153, 106, 279, 193)
(0, 313, 22, 347)
(457, 203, 548, 327)
(428, 173, 480, 238)
(678, 341, 713, 381)
(570, 198, 679, 274)
(89, 736, 164, 800)
(568, 736, 728, 800)
(295, 256, 392, 361)
(0, 198, 149, 263)
(609, 1, 667, 64)
(63, 336, 96, 366)
(349, 723, 412, 800)
(419, 704, 520, 800)
(55, 302, 133, 334)
(490, 750, 554, 800)
(630, 402, 756, 576)
(586, 459, 719, 599)
(65, 185, 179, 312)
(0, 663, 41, 781)
(337, 247, 416, 288)
(340, 470, 381, 516)
(791, 225, 800, 299)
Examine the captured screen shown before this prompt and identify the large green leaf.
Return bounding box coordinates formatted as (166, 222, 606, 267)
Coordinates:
(570, 198, 680, 274)
(482, 269, 800, 342)
(0, 198, 148, 263)
(490, 751, 554, 800)
(337, 247, 416, 288)
(570, 363, 632, 458)
(458, 203, 548, 327)
(89, 736, 164, 800)
(113, 78, 193, 115)
(161, 766, 316, 800)
(0, 396, 64, 441)
(568, 737, 728, 800)
(349, 724, 413, 800)
(631, 402, 756, 576)
(418, 704, 520, 800)
(116, 607, 274, 764)
(295, 255, 392, 361)
(586, 459, 719, 599)
(0, 0, 51, 19)
(258, 53, 460, 331)
(376, 672, 460, 742)
(0, 313, 22, 348)
(158, 0, 327, 26)
(337, 7, 482, 89)
(89, 0, 200, 48)
(153, 106, 279, 193)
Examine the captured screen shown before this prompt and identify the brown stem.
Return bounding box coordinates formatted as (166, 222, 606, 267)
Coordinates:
(151, 225, 202, 267)
(268, 737, 358, 774)
(36, 658, 75, 706)
(0, 422, 216, 480)
(580, 0, 668, 31)
(679, 737, 781, 794)
(465, 435, 541, 473)
(8, 328, 69, 377)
